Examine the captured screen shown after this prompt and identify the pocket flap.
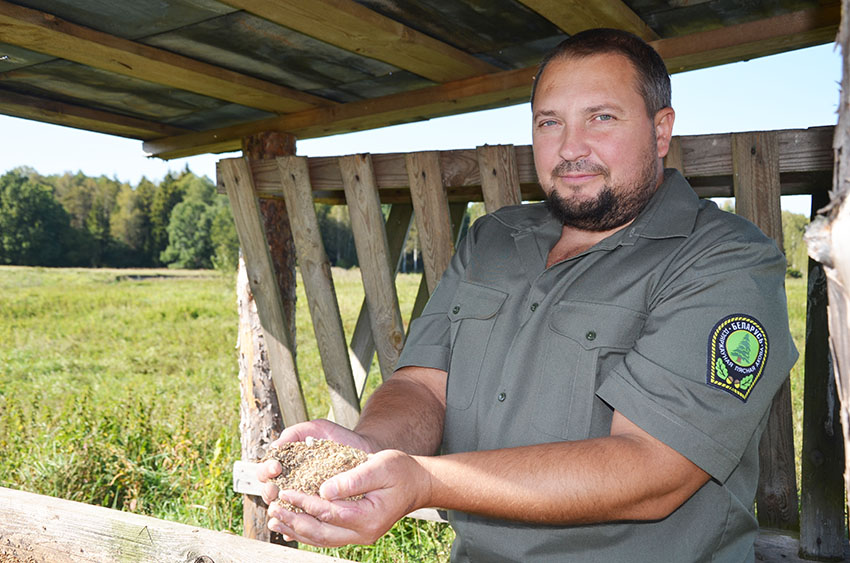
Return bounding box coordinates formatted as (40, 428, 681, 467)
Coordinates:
(448, 281, 508, 322)
(548, 301, 646, 350)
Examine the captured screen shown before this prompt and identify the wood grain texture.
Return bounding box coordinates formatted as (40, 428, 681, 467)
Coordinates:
(339, 154, 406, 381)
(732, 131, 799, 531)
(476, 145, 522, 212)
(276, 155, 361, 429)
(406, 151, 455, 293)
(219, 158, 308, 427)
(0, 486, 351, 562)
(517, 0, 658, 40)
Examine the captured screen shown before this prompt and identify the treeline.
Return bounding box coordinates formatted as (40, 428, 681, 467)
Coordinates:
(0, 166, 401, 271)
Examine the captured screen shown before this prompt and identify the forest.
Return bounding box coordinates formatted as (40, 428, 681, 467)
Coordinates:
(0, 166, 810, 276)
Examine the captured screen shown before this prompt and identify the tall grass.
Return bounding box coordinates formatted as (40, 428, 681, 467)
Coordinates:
(0, 265, 808, 562)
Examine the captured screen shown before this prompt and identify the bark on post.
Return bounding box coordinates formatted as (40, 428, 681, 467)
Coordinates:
(806, 0, 850, 528)
(238, 131, 298, 544)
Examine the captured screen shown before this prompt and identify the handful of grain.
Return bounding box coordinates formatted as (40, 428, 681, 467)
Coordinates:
(261, 437, 368, 512)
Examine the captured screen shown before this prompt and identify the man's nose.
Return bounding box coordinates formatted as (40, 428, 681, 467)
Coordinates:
(558, 125, 591, 162)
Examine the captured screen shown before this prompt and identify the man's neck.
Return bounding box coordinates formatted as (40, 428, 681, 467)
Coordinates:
(546, 221, 633, 268)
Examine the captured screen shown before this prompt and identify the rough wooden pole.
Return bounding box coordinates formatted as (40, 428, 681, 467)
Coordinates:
(238, 131, 298, 544)
(732, 131, 800, 530)
(806, 0, 850, 529)
(799, 190, 845, 560)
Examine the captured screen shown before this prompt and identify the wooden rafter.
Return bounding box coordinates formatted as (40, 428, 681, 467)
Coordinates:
(0, 0, 331, 114)
(220, 0, 498, 82)
(517, 0, 659, 41)
(0, 90, 190, 139)
(654, 3, 840, 73)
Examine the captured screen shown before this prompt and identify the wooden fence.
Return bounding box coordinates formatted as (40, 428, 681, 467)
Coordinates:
(217, 125, 843, 560)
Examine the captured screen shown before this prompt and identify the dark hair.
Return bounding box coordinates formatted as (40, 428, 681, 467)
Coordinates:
(530, 28, 671, 117)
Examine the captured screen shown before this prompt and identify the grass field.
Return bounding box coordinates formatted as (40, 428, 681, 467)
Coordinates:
(0, 266, 808, 561)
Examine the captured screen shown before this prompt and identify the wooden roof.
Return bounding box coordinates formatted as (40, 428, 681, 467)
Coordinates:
(0, 0, 839, 160)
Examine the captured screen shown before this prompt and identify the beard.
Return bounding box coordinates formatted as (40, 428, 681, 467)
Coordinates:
(543, 141, 660, 232)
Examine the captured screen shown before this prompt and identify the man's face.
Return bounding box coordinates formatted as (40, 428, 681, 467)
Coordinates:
(532, 53, 673, 231)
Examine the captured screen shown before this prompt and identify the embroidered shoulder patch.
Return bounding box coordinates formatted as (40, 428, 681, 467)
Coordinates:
(707, 315, 768, 402)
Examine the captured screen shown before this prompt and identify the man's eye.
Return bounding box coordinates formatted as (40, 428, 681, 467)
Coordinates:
(538, 119, 557, 127)
(595, 114, 614, 122)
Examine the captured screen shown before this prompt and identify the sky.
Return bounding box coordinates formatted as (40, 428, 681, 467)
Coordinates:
(0, 42, 842, 215)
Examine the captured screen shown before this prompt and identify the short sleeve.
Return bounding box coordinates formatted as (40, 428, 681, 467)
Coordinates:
(597, 236, 799, 482)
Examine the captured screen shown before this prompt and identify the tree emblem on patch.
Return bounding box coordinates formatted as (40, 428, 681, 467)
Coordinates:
(707, 314, 768, 402)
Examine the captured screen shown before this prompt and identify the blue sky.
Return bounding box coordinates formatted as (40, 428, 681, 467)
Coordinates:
(0, 43, 841, 215)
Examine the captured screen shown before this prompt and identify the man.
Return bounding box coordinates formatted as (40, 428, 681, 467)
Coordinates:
(259, 28, 797, 562)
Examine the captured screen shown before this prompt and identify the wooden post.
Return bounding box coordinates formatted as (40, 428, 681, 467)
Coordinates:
(806, 0, 850, 536)
(799, 190, 845, 560)
(732, 131, 800, 530)
(476, 144, 522, 212)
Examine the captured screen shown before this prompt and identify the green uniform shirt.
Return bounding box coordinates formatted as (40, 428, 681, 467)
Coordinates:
(396, 170, 798, 563)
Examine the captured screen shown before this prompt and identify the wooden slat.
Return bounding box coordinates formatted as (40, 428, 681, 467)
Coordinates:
(476, 144, 522, 212)
(347, 204, 414, 397)
(276, 155, 360, 429)
(799, 191, 846, 559)
(732, 131, 799, 531)
(220, 0, 497, 83)
(517, 0, 659, 40)
(663, 136, 684, 175)
(219, 157, 309, 427)
(0, 90, 190, 139)
(339, 154, 406, 381)
(0, 0, 329, 114)
(0, 486, 350, 562)
(406, 152, 455, 292)
(228, 127, 835, 203)
(654, 5, 840, 74)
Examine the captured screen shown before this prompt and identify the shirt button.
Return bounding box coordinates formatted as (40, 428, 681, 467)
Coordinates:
(586, 330, 597, 341)
(530, 302, 538, 312)
(452, 305, 460, 314)
(497, 392, 506, 402)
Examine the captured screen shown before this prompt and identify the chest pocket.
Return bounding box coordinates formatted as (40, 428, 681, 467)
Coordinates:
(534, 301, 647, 440)
(446, 281, 508, 410)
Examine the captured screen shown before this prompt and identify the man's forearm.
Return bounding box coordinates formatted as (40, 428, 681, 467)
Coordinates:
(355, 366, 447, 456)
(415, 412, 710, 524)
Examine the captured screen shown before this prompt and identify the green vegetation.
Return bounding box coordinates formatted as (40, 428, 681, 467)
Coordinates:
(0, 261, 810, 561)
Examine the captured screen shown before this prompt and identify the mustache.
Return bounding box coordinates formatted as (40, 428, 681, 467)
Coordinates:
(551, 160, 608, 176)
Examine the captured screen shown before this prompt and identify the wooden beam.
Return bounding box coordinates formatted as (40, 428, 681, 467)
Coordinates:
(476, 144, 522, 212)
(276, 155, 361, 429)
(0, 89, 190, 139)
(226, 127, 834, 203)
(0, 486, 350, 562)
(220, 157, 309, 427)
(517, 0, 659, 41)
(220, 0, 497, 82)
(144, 65, 536, 159)
(339, 154, 406, 381)
(653, 4, 840, 74)
(144, 6, 838, 160)
(0, 0, 330, 114)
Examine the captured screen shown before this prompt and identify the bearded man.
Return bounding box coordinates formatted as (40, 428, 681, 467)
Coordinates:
(259, 28, 797, 563)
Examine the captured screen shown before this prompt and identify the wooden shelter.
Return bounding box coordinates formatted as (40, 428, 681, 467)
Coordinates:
(0, 0, 847, 561)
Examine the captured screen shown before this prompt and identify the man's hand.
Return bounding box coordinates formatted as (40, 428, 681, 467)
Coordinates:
(257, 418, 377, 507)
(266, 449, 430, 547)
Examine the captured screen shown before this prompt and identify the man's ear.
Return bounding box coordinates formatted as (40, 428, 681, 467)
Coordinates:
(654, 107, 676, 158)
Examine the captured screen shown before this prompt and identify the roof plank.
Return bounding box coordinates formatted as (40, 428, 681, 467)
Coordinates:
(219, 0, 499, 82)
(0, 0, 331, 114)
(0, 89, 190, 138)
(517, 0, 660, 41)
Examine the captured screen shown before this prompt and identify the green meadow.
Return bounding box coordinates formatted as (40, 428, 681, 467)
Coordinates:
(0, 266, 808, 562)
